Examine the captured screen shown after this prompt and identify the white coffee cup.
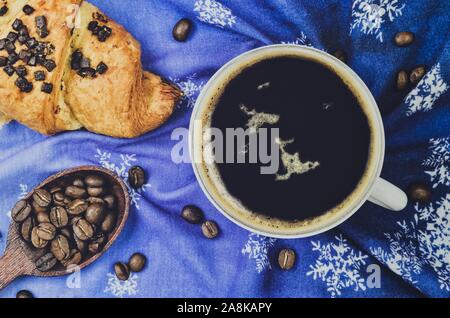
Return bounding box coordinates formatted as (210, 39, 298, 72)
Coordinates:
(189, 45, 407, 239)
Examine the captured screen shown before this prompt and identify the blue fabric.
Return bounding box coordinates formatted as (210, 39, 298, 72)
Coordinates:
(0, 0, 449, 298)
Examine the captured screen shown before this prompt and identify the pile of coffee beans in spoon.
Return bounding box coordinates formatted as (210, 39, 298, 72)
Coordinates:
(11, 174, 119, 271)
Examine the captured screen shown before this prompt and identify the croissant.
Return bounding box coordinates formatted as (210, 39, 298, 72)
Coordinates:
(0, 0, 181, 138)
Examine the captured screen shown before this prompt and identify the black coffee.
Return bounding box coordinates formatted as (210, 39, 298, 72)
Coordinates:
(210, 56, 372, 221)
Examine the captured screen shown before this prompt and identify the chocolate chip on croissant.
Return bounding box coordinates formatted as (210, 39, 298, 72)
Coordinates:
(0, 0, 182, 138)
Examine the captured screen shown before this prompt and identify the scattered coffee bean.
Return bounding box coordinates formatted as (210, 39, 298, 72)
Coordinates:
(408, 182, 431, 203)
(332, 49, 347, 63)
(85, 175, 104, 187)
(85, 203, 106, 224)
(67, 199, 88, 215)
(128, 253, 146, 272)
(278, 248, 296, 270)
(35, 253, 57, 272)
(23, 5, 35, 15)
(11, 200, 32, 222)
(20, 216, 35, 242)
(72, 178, 84, 187)
(35, 222, 56, 241)
(74, 235, 87, 254)
(394, 31, 414, 47)
(53, 191, 66, 206)
(65, 186, 87, 199)
(31, 227, 48, 249)
(16, 290, 34, 298)
(87, 197, 105, 205)
(128, 166, 145, 189)
(60, 227, 72, 240)
(181, 205, 204, 224)
(32, 200, 48, 214)
(173, 18, 192, 42)
(396, 70, 409, 90)
(51, 235, 70, 261)
(114, 262, 130, 281)
(201, 220, 219, 239)
(73, 218, 94, 241)
(101, 213, 116, 233)
(410, 66, 426, 85)
(49, 206, 69, 228)
(33, 189, 52, 207)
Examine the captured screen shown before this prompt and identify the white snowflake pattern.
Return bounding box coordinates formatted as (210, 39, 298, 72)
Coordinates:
(422, 137, 450, 188)
(281, 32, 312, 47)
(169, 74, 204, 109)
(194, 0, 236, 28)
(95, 149, 151, 210)
(6, 183, 29, 219)
(241, 233, 277, 273)
(370, 216, 425, 284)
(416, 195, 450, 291)
(405, 64, 449, 116)
(350, 0, 405, 42)
(307, 235, 369, 297)
(104, 272, 139, 298)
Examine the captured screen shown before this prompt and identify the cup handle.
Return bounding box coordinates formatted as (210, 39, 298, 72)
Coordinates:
(368, 178, 408, 211)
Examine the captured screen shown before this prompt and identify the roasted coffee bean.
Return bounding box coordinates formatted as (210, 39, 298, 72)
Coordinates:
(88, 242, 102, 254)
(11, 200, 32, 222)
(36, 212, 50, 224)
(103, 195, 116, 209)
(35, 252, 57, 272)
(201, 220, 219, 239)
(72, 178, 84, 187)
(21, 216, 35, 242)
(60, 227, 72, 240)
(128, 166, 145, 189)
(396, 70, 409, 90)
(87, 197, 105, 205)
(73, 218, 94, 241)
(85, 175, 104, 187)
(33, 189, 52, 207)
(96, 62, 108, 74)
(88, 233, 105, 254)
(173, 18, 192, 42)
(23, 5, 35, 15)
(51, 235, 70, 261)
(410, 66, 426, 85)
(394, 31, 414, 47)
(35, 222, 56, 241)
(87, 186, 104, 197)
(67, 199, 88, 215)
(332, 49, 347, 63)
(85, 203, 106, 224)
(31, 227, 48, 249)
(408, 182, 431, 203)
(65, 185, 87, 198)
(278, 249, 296, 270)
(114, 262, 130, 281)
(181, 205, 204, 224)
(32, 200, 48, 214)
(53, 192, 66, 206)
(101, 213, 116, 233)
(41, 82, 53, 94)
(49, 206, 69, 228)
(16, 290, 34, 298)
(49, 186, 63, 194)
(61, 249, 82, 267)
(129, 253, 146, 272)
(74, 235, 87, 253)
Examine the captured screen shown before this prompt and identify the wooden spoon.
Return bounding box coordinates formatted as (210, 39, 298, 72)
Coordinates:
(0, 166, 130, 290)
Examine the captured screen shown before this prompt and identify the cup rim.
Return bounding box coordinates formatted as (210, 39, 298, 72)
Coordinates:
(189, 44, 385, 239)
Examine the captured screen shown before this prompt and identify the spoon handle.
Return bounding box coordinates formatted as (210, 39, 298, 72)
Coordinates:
(0, 237, 34, 290)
